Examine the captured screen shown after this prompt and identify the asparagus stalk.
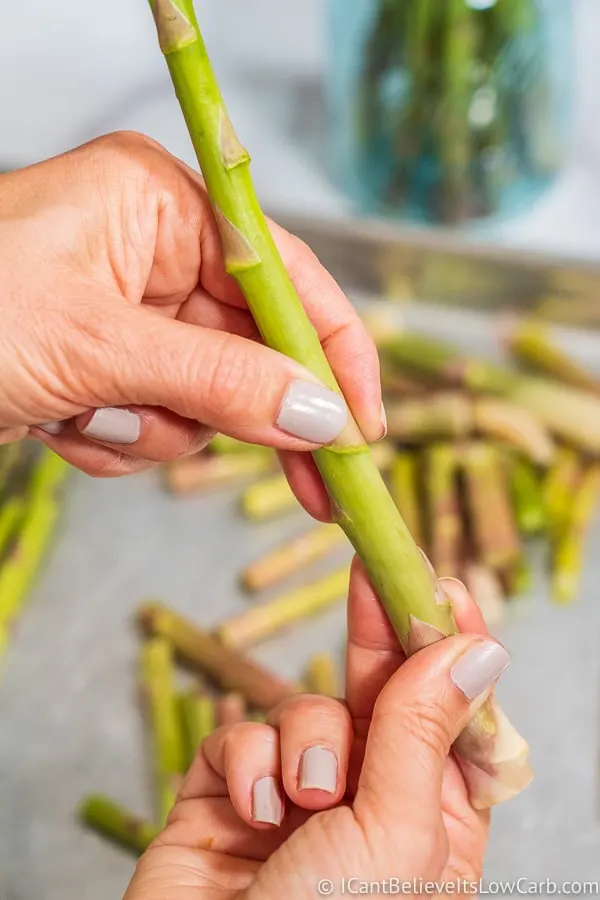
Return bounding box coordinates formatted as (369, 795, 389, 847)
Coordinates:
(544, 448, 582, 543)
(506, 320, 600, 398)
(138, 602, 300, 710)
(147, 0, 532, 809)
(164, 451, 275, 494)
(509, 457, 546, 537)
(426, 444, 462, 579)
(551, 464, 600, 604)
(217, 693, 248, 726)
(140, 638, 186, 826)
(217, 568, 350, 650)
(0, 497, 24, 560)
(179, 689, 216, 768)
(386, 393, 472, 442)
(0, 442, 21, 489)
(389, 451, 424, 547)
(462, 443, 522, 573)
(241, 523, 346, 593)
(378, 330, 600, 454)
(305, 652, 339, 697)
(240, 473, 297, 522)
(210, 434, 273, 456)
(473, 398, 554, 465)
(79, 795, 159, 856)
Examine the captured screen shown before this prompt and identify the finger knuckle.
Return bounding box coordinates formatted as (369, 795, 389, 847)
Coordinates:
(200, 335, 268, 422)
(79, 452, 150, 479)
(399, 698, 451, 759)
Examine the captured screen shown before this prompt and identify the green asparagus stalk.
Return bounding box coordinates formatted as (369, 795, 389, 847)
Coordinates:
(0, 497, 24, 560)
(79, 795, 159, 856)
(140, 638, 186, 826)
(164, 451, 275, 494)
(473, 398, 554, 465)
(438, 0, 476, 223)
(0, 442, 21, 489)
(241, 523, 346, 593)
(147, 0, 532, 809)
(305, 652, 339, 697)
(217, 568, 350, 649)
(377, 330, 600, 455)
(506, 320, 600, 398)
(426, 444, 463, 579)
(544, 448, 583, 542)
(386, 392, 472, 441)
(508, 457, 546, 537)
(179, 688, 216, 769)
(462, 442, 522, 573)
(389, 451, 424, 547)
(210, 434, 273, 456)
(240, 473, 297, 522)
(551, 464, 600, 604)
(138, 602, 300, 710)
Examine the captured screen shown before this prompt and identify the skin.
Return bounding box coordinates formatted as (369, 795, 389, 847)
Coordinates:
(0, 134, 496, 896)
(125, 562, 493, 900)
(0, 131, 383, 520)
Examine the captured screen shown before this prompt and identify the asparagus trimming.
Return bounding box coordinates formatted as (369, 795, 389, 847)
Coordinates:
(79, 795, 159, 855)
(147, 0, 532, 809)
(241, 523, 346, 593)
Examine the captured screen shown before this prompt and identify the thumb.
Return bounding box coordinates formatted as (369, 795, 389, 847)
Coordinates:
(354, 634, 510, 832)
(85, 303, 350, 451)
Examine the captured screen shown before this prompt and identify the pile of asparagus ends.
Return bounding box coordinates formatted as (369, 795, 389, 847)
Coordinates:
(0, 445, 69, 662)
(145, 0, 534, 814)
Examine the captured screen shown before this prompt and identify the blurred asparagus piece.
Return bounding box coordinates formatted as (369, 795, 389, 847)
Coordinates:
(140, 638, 186, 826)
(462, 442, 521, 573)
(306, 652, 339, 697)
(241, 523, 346, 592)
(426, 444, 462, 578)
(179, 689, 216, 769)
(507, 320, 600, 397)
(165, 452, 275, 495)
(509, 458, 546, 537)
(0, 497, 24, 559)
(551, 464, 600, 604)
(138, 602, 299, 710)
(217, 568, 350, 649)
(79, 795, 159, 856)
(544, 448, 583, 542)
(389, 451, 424, 546)
(210, 435, 273, 456)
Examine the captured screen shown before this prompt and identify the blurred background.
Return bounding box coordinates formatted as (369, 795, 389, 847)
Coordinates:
(2, 1, 600, 898)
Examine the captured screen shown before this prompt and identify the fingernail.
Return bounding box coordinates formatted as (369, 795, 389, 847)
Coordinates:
(276, 381, 348, 444)
(252, 776, 283, 825)
(380, 401, 388, 439)
(418, 548, 446, 606)
(451, 641, 511, 701)
(81, 408, 141, 445)
(37, 422, 64, 435)
(299, 746, 338, 793)
(438, 577, 470, 607)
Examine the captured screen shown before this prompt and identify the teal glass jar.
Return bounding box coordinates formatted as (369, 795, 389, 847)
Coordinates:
(326, 0, 573, 226)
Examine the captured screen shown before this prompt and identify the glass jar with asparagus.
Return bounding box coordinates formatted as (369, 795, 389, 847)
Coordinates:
(326, 0, 573, 226)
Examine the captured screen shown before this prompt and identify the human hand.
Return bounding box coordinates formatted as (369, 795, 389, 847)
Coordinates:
(123, 562, 509, 900)
(0, 132, 383, 517)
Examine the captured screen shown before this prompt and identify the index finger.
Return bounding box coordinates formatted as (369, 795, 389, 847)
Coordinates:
(345, 557, 490, 727)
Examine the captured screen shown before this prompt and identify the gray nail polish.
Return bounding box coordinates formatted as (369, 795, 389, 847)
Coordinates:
(252, 776, 283, 825)
(451, 642, 510, 701)
(299, 746, 338, 793)
(81, 408, 141, 445)
(37, 422, 64, 435)
(276, 381, 348, 444)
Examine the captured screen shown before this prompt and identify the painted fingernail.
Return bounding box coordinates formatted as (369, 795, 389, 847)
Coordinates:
(37, 422, 64, 435)
(451, 641, 510, 701)
(81, 408, 141, 445)
(418, 548, 446, 606)
(380, 401, 388, 439)
(252, 776, 283, 825)
(299, 746, 338, 793)
(276, 381, 347, 444)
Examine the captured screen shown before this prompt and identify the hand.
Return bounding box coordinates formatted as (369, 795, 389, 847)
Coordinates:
(124, 563, 509, 900)
(0, 132, 383, 518)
